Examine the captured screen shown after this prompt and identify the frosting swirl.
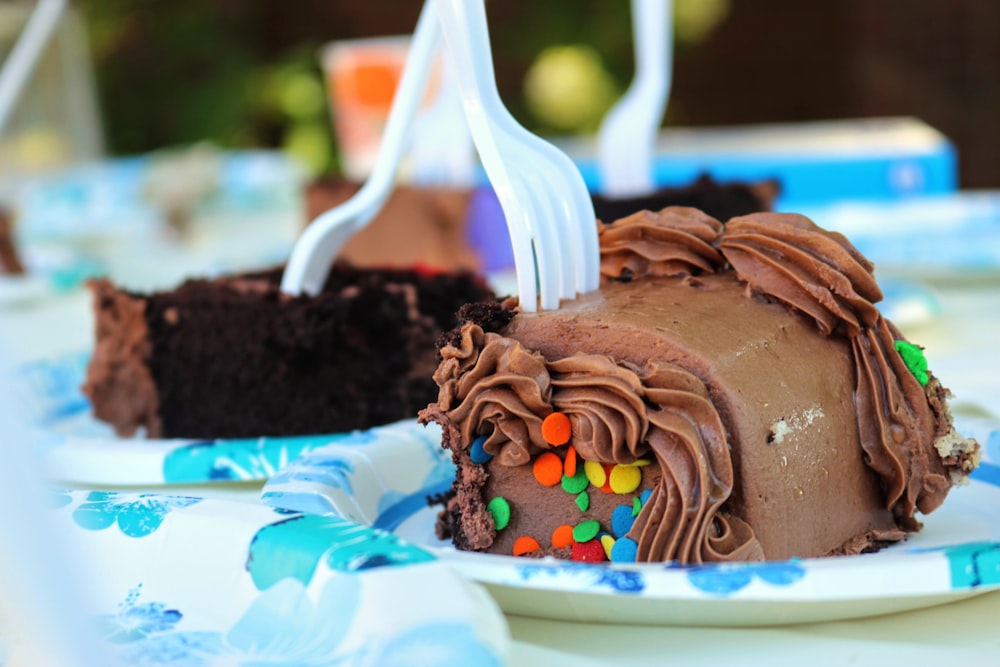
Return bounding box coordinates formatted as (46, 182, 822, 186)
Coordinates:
(598, 207, 725, 281)
(431, 324, 551, 466)
(718, 213, 882, 336)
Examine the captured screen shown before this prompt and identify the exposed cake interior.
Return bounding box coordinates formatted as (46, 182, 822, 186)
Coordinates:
(84, 263, 494, 439)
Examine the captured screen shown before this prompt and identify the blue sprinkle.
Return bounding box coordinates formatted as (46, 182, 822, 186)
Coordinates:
(469, 436, 493, 464)
(611, 504, 636, 538)
(639, 488, 652, 505)
(610, 537, 638, 563)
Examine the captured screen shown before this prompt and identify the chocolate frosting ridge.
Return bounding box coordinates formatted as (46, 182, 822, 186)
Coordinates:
(718, 213, 882, 336)
(598, 207, 725, 281)
(432, 323, 551, 467)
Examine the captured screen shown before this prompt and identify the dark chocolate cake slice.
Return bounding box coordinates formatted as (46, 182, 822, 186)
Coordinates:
(591, 173, 780, 225)
(0, 208, 26, 275)
(84, 263, 495, 439)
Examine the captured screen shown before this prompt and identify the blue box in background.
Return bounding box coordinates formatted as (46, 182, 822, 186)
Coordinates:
(558, 116, 958, 210)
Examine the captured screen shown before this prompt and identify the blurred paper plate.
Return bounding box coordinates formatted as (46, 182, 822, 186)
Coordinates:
(2, 491, 508, 666)
(263, 415, 1000, 627)
(13, 352, 443, 488)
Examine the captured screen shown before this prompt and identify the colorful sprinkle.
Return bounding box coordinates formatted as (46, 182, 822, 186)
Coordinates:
(486, 496, 510, 531)
(609, 465, 642, 494)
(632, 496, 642, 517)
(611, 504, 636, 538)
(573, 519, 601, 543)
(564, 445, 578, 477)
(541, 412, 572, 446)
(640, 488, 653, 504)
(575, 491, 590, 512)
(610, 537, 638, 563)
(561, 466, 589, 495)
(469, 435, 493, 464)
(512, 535, 541, 556)
(622, 458, 652, 467)
(571, 539, 606, 562)
(600, 534, 616, 559)
(584, 460, 607, 487)
(894, 340, 930, 386)
(533, 452, 563, 486)
(552, 524, 575, 549)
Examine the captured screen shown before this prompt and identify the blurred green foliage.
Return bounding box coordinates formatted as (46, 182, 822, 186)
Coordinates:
(76, 0, 728, 176)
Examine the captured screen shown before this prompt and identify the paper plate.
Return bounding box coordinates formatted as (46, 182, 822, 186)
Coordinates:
(262, 414, 1000, 627)
(0, 491, 509, 666)
(12, 352, 439, 487)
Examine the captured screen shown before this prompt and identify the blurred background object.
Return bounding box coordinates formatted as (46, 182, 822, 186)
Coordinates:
(43, 0, 999, 188)
(0, 0, 103, 175)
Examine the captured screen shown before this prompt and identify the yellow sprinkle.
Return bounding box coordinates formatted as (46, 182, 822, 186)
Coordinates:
(622, 458, 652, 467)
(609, 465, 642, 494)
(600, 534, 616, 559)
(584, 460, 607, 487)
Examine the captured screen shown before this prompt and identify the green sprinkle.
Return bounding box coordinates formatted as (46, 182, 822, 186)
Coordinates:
(575, 491, 590, 512)
(486, 496, 511, 531)
(632, 496, 642, 517)
(573, 519, 601, 543)
(561, 467, 589, 494)
(894, 340, 929, 386)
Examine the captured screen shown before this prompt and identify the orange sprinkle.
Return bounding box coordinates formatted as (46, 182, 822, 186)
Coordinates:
(599, 463, 615, 493)
(533, 452, 563, 486)
(564, 445, 578, 478)
(551, 524, 575, 549)
(541, 412, 572, 446)
(513, 535, 541, 556)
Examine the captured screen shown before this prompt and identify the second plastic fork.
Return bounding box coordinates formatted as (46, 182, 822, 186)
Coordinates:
(596, 0, 673, 197)
(432, 0, 599, 312)
(280, 3, 439, 296)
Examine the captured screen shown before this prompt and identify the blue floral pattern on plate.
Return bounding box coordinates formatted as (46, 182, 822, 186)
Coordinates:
(12, 351, 400, 486)
(260, 413, 1000, 625)
(72, 491, 202, 538)
(110, 579, 502, 667)
(32, 491, 508, 665)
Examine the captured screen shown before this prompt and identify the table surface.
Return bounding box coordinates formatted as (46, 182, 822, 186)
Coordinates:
(3, 269, 999, 667)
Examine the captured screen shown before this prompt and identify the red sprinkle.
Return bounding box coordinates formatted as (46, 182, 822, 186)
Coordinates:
(513, 535, 541, 556)
(571, 539, 607, 562)
(541, 412, 572, 446)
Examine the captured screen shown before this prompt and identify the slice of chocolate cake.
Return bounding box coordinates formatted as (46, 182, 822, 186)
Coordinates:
(591, 173, 780, 225)
(84, 263, 495, 439)
(420, 208, 979, 564)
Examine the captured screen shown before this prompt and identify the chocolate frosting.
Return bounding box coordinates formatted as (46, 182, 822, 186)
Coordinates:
(716, 212, 967, 529)
(428, 207, 978, 563)
(598, 207, 724, 280)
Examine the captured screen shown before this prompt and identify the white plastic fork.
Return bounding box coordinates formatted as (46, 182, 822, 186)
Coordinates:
(280, 3, 440, 296)
(596, 0, 673, 197)
(432, 0, 599, 312)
